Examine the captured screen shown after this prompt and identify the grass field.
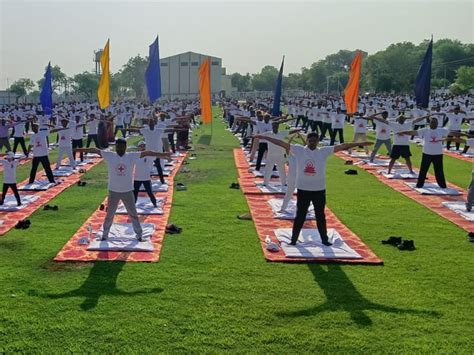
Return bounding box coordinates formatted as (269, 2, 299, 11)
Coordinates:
(0, 110, 473, 353)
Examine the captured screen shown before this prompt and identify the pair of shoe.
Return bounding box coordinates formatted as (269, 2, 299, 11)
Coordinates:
(176, 183, 187, 191)
(166, 224, 182, 234)
(78, 169, 86, 174)
(15, 219, 31, 229)
(43, 205, 59, 211)
(468, 232, 474, 243)
(77, 181, 87, 187)
(345, 160, 354, 165)
(381, 236, 416, 251)
(466, 203, 472, 212)
(237, 213, 252, 220)
(99, 204, 105, 211)
(229, 182, 240, 189)
(345, 169, 358, 175)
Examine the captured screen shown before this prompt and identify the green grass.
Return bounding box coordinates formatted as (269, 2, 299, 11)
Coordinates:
(0, 110, 473, 353)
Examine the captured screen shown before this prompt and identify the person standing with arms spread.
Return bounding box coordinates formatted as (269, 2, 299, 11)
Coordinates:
(75, 138, 170, 241)
(254, 132, 372, 246)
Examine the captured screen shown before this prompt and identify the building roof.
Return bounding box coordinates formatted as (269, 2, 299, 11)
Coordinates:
(161, 51, 221, 61)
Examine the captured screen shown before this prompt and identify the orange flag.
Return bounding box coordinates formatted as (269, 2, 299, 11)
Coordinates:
(198, 58, 212, 124)
(344, 51, 363, 114)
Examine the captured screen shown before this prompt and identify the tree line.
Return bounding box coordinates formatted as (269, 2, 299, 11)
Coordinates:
(231, 38, 474, 95)
(6, 38, 474, 104)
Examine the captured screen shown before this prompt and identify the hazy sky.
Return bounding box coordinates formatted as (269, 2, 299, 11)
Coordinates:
(0, 0, 472, 90)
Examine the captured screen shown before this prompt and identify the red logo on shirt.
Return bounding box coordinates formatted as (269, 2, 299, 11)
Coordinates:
(359, 124, 364, 128)
(430, 136, 438, 143)
(36, 141, 42, 147)
(381, 129, 386, 133)
(304, 160, 316, 175)
(116, 163, 127, 176)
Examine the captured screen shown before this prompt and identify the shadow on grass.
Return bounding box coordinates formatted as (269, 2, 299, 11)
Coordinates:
(29, 262, 163, 311)
(277, 264, 440, 327)
(197, 135, 212, 146)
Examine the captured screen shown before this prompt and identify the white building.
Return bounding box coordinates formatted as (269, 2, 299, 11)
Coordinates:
(160, 51, 235, 99)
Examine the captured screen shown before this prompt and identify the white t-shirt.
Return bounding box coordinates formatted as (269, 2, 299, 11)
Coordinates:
(375, 121, 391, 140)
(71, 122, 83, 140)
(101, 151, 141, 192)
(0, 159, 18, 184)
(354, 118, 367, 134)
(255, 121, 272, 135)
(290, 144, 334, 191)
(134, 156, 153, 181)
(30, 131, 49, 157)
(390, 120, 413, 146)
(331, 113, 345, 129)
(141, 127, 164, 152)
(58, 127, 73, 148)
(13, 121, 25, 138)
(418, 128, 449, 155)
(446, 113, 465, 131)
(87, 119, 98, 135)
(263, 131, 288, 157)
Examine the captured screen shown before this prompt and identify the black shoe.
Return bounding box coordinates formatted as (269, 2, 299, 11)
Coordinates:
(398, 240, 415, 251)
(345, 169, 358, 175)
(345, 160, 354, 165)
(43, 205, 51, 210)
(99, 204, 105, 211)
(468, 232, 474, 243)
(381, 236, 402, 246)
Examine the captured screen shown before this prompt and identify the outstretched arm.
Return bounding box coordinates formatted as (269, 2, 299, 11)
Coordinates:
(253, 134, 290, 151)
(334, 141, 373, 153)
(398, 130, 418, 137)
(74, 147, 102, 156)
(140, 151, 172, 159)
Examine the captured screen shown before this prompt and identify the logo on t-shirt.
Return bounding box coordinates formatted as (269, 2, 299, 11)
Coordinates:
(381, 129, 386, 133)
(430, 136, 438, 143)
(304, 160, 316, 175)
(115, 163, 127, 176)
(36, 141, 42, 147)
(358, 124, 364, 128)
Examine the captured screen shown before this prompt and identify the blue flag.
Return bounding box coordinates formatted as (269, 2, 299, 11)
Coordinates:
(415, 38, 433, 108)
(40, 62, 53, 115)
(145, 36, 162, 102)
(272, 56, 284, 116)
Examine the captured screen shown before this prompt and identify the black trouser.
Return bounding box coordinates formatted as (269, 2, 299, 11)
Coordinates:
(320, 122, 333, 141)
(446, 130, 461, 151)
(295, 115, 305, 128)
(133, 180, 156, 207)
(29, 156, 55, 184)
(302, 117, 310, 132)
(72, 139, 84, 161)
(154, 158, 165, 184)
(13, 137, 28, 156)
(255, 142, 268, 171)
(168, 133, 176, 153)
(416, 153, 446, 188)
(228, 115, 234, 129)
(86, 134, 99, 148)
(114, 125, 126, 138)
(292, 189, 328, 244)
(1, 183, 21, 205)
(330, 128, 344, 145)
(462, 130, 474, 153)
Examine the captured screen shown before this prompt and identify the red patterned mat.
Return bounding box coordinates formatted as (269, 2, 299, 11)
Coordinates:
(336, 151, 473, 233)
(444, 149, 473, 163)
(234, 149, 383, 265)
(54, 153, 187, 262)
(0, 157, 102, 235)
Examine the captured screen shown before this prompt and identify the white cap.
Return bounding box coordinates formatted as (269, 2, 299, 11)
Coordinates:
(138, 140, 146, 146)
(6, 151, 14, 158)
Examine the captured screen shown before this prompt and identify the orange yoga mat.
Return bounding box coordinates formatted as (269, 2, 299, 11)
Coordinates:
(0, 157, 103, 236)
(234, 148, 383, 264)
(335, 151, 473, 233)
(54, 153, 187, 262)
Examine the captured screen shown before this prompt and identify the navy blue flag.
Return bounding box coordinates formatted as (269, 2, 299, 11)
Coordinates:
(415, 38, 433, 108)
(272, 56, 285, 116)
(145, 36, 162, 102)
(40, 62, 53, 115)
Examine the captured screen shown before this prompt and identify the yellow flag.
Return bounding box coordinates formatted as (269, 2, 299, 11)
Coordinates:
(198, 58, 212, 124)
(97, 39, 110, 109)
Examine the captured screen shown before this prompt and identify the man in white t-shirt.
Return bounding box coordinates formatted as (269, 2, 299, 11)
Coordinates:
(133, 141, 159, 207)
(27, 124, 56, 184)
(329, 107, 345, 146)
(52, 119, 83, 169)
(445, 107, 466, 151)
(374, 113, 428, 174)
(0, 152, 22, 206)
(86, 113, 100, 148)
(369, 111, 392, 162)
(76, 138, 170, 241)
(399, 117, 449, 188)
(255, 132, 372, 246)
(348, 112, 375, 155)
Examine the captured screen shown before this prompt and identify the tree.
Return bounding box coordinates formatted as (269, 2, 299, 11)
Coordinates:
(251, 66, 279, 91)
(71, 72, 99, 99)
(284, 73, 302, 90)
(37, 65, 68, 92)
(230, 72, 251, 92)
(452, 66, 474, 93)
(118, 55, 148, 98)
(8, 78, 35, 103)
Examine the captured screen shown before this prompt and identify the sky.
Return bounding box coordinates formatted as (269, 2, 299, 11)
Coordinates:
(0, 0, 473, 90)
